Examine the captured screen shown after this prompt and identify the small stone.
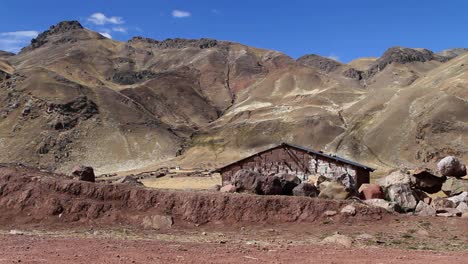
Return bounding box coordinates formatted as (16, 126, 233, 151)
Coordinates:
(340, 205, 356, 216)
(437, 156, 467, 177)
(436, 208, 462, 217)
(358, 184, 384, 200)
(415, 201, 436, 216)
(324, 210, 337, 217)
(9, 230, 24, 235)
(321, 234, 353, 248)
(220, 184, 236, 193)
(355, 233, 375, 241)
(456, 202, 468, 213)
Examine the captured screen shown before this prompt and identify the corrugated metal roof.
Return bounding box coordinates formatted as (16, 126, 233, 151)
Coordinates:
(215, 142, 375, 172)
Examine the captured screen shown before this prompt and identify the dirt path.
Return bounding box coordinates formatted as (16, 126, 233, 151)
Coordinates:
(1, 234, 467, 264)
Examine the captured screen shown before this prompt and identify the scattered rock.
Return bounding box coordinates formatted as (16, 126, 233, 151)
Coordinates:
(441, 177, 468, 196)
(437, 156, 467, 177)
(364, 199, 399, 213)
(358, 184, 384, 200)
(456, 202, 468, 213)
(447, 191, 468, 206)
(292, 182, 319, 197)
(324, 210, 337, 217)
(355, 233, 375, 241)
(415, 201, 436, 216)
(432, 197, 456, 210)
(409, 168, 445, 194)
(436, 208, 462, 217)
(318, 181, 350, 200)
(321, 234, 353, 248)
(71, 165, 95, 182)
(9, 230, 24, 235)
(142, 215, 173, 229)
(220, 184, 236, 193)
(340, 205, 356, 216)
(385, 184, 418, 212)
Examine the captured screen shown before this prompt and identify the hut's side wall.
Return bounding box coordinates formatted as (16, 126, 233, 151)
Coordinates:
(220, 146, 369, 190)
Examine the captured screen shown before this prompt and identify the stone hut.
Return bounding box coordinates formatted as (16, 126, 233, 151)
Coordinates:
(215, 143, 375, 190)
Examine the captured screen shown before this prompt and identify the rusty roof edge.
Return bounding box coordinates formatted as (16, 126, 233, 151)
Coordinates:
(213, 142, 376, 172)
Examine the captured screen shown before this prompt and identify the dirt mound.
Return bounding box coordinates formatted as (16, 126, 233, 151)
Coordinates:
(0, 165, 386, 229)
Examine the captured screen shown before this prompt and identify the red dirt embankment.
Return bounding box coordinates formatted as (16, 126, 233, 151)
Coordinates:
(0, 164, 386, 229)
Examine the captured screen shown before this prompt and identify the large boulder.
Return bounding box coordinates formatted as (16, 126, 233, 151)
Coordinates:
(71, 165, 95, 182)
(441, 177, 468, 196)
(364, 199, 399, 212)
(232, 169, 263, 194)
(358, 184, 384, 200)
(260, 176, 283, 195)
(278, 174, 301, 195)
(437, 156, 467, 177)
(318, 181, 350, 200)
(409, 168, 445, 194)
(415, 201, 436, 216)
(376, 170, 411, 188)
(292, 182, 319, 197)
(385, 184, 418, 212)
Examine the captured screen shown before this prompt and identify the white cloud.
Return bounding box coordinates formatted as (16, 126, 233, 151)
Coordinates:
(327, 54, 340, 62)
(99, 32, 112, 39)
(88, 13, 124, 25)
(0, 31, 39, 53)
(172, 10, 191, 18)
(112, 26, 127, 33)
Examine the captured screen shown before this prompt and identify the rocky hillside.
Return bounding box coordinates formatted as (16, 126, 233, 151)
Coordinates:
(0, 21, 466, 173)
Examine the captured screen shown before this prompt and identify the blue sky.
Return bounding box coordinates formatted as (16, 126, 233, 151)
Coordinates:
(1, 0, 467, 62)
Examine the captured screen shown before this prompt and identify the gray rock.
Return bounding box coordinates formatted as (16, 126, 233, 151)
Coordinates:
(231, 169, 263, 194)
(324, 210, 337, 216)
(292, 182, 319, 197)
(142, 215, 173, 229)
(437, 156, 467, 177)
(321, 234, 353, 248)
(364, 199, 399, 213)
(260, 176, 283, 195)
(340, 205, 356, 216)
(385, 184, 418, 212)
(447, 191, 468, 206)
(442, 177, 468, 196)
(436, 208, 462, 217)
(432, 197, 456, 210)
(456, 202, 468, 213)
(376, 170, 411, 188)
(415, 201, 436, 216)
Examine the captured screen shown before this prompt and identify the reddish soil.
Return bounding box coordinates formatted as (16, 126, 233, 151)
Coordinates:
(1, 233, 467, 264)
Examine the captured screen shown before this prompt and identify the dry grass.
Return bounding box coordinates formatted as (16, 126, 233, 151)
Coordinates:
(141, 174, 221, 190)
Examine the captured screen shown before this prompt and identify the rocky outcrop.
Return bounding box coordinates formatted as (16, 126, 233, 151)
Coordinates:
(129, 37, 219, 49)
(297, 54, 342, 73)
(437, 156, 467, 177)
(366, 47, 448, 77)
(111, 70, 158, 85)
(23, 21, 86, 51)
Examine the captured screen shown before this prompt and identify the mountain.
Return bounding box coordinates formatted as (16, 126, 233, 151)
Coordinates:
(0, 21, 466, 173)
